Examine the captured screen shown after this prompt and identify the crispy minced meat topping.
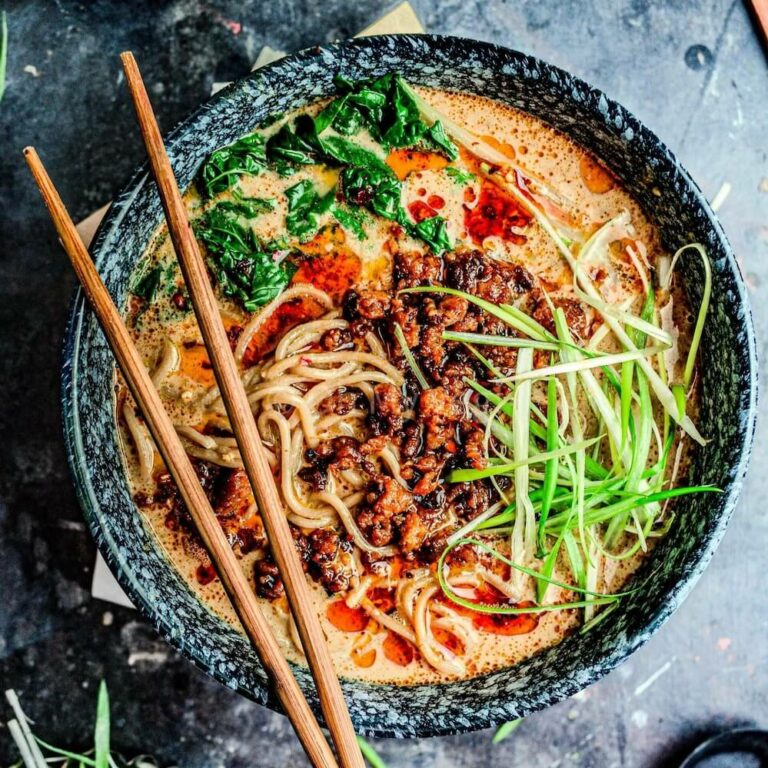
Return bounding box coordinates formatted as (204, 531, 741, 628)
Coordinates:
(332, 248, 551, 564)
(154, 247, 592, 599)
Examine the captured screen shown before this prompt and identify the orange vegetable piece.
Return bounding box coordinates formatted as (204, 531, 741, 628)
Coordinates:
(579, 154, 615, 194)
(382, 631, 416, 666)
(471, 600, 540, 636)
(352, 646, 377, 668)
(367, 587, 396, 614)
(432, 626, 465, 655)
(326, 600, 369, 632)
(386, 149, 449, 180)
(479, 134, 517, 162)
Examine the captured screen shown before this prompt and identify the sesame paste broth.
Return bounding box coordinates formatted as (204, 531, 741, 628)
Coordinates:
(116, 84, 695, 685)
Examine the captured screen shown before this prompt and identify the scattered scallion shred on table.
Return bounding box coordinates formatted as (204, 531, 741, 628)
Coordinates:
(357, 736, 388, 768)
(0, 10, 7, 104)
(5, 682, 177, 768)
(492, 718, 523, 745)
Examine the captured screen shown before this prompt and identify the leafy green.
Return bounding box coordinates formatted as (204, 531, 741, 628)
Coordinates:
(493, 719, 522, 744)
(198, 74, 459, 253)
(339, 164, 404, 223)
(215, 190, 276, 218)
(332, 204, 368, 240)
(317, 134, 388, 171)
(285, 180, 336, 241)
(130, 263, 164, 303)
(322, 73, 458, 157)
(266, 116, 321, 167)
(444, 166, 476, 185)
(197, 206, 296, 310)
(200, 133, 267, 197)
(424, 120, 458, 159)
(339, 164, 453, 253)
(412, 215, 452, 254)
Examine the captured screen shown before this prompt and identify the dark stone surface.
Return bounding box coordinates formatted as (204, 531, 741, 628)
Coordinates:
(1, 1, 766, 766)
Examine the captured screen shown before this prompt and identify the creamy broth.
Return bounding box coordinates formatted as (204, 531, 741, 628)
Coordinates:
(117, 83, 696, 685)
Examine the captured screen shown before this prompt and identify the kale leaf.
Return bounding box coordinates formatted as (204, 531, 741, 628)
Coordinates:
(412, 215, 452, 254)
(332, 204, 368, 241)
(214, 191, 276, 218)
(285, 180, 336, 242)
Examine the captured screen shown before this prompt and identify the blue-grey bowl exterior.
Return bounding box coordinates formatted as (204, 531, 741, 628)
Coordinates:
(61, 35, 758, 738)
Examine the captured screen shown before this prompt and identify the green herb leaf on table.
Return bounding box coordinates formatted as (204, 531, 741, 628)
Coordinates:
(197, 206, 296, 311)
(94, 680, 110, 768)
(492, 718, 522, 744)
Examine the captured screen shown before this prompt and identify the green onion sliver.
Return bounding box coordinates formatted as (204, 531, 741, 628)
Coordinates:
(443, 330, 559, 351)
(494, 345, 666, 384)
(437, 538, 633, 615)
(393, 322, 429, 389)
(447, 436, 602, 482)
(538, 374, 559, 556)
(662, 243, 712, 391)
(357, 736, 388, 768)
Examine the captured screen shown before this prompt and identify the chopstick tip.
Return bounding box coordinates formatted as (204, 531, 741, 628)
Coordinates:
(120, 50, 135, 65)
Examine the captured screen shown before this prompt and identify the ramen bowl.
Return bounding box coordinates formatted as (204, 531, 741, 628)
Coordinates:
(62, 35, 757, 737)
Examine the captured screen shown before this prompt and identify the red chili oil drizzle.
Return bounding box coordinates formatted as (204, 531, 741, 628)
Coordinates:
(464, 181, 533, 246)
(408, 200, 439, 223)
(441, 583, 540, 636)
(469, 585, 539, 636)
(241, 230, 361, 366)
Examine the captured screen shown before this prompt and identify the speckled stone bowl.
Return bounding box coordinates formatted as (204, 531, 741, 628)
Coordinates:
(62, 35, 757, 737)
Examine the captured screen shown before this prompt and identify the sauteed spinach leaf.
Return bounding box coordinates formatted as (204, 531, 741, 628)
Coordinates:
(200, 133, 268, 197)
(285, 179, 335, 241)
(198, 73, 457, 256)
(197, 206, 296, 310)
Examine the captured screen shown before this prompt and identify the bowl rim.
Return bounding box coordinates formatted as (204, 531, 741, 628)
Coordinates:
(61, 33, 759, 738)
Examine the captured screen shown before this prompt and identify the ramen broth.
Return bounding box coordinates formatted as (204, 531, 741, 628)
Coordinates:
(117, 83, 696, 684)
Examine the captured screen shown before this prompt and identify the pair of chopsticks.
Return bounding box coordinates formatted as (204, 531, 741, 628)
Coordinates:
(25, 51, 364, 768)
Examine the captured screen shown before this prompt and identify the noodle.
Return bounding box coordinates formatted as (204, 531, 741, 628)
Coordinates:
(117, 83, 702, 684)
(235, 285, 334, 362)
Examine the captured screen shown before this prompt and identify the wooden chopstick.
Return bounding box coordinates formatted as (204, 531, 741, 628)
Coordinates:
(119, 52, 365, 768)
(23, 147, 339, 768)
